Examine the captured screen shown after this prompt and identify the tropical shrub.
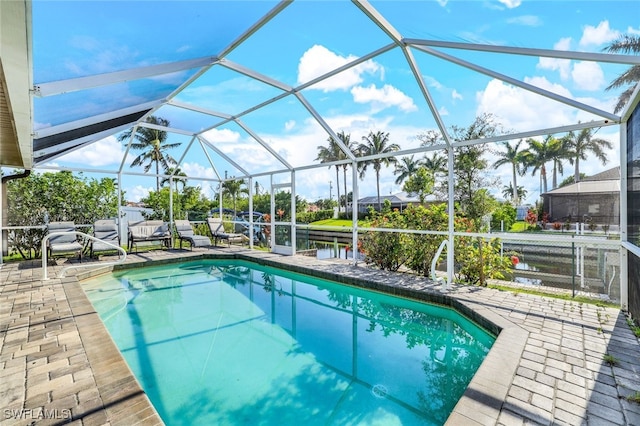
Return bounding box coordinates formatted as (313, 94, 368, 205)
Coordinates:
(403, 204, 448, 276)
(6, 171, 121, 259)
(297, 209, 334, 224)
(490, 202, 516, 231)
(360, 201, 408, 271)
(454, 235, 512, 286)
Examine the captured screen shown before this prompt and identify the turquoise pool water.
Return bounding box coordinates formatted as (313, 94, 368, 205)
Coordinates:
(82, 260, 495, 425)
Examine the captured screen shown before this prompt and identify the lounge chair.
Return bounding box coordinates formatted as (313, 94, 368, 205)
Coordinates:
(174, 220, 210, 250)
(46, 221, 83, 263)
(207, 217, 247, 247)
(90, 219, 120, 258)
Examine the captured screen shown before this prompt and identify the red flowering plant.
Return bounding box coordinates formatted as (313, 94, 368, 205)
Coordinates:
(525, 208, 538, 230)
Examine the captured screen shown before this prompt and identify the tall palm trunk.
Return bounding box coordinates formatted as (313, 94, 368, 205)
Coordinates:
(334, 166, 341, 214)
(342, 165, 348, 215)
(155, 160, 160, 192)
(511, 164, 518, 203)
(574, 157, 581, 183)
(541, 165, 548, 193)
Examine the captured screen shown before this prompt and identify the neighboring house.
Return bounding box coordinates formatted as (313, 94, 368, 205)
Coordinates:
(541, 167, 620, 225)
(354, 191, 431, 213)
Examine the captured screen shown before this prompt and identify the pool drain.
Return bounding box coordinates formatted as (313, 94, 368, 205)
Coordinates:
(371, 384, 388, 398)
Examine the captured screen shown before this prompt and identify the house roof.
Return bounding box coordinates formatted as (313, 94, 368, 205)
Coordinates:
(358, 191, 434, 204)
(543, 167, 621, 196)
(583, 166, 621, 182)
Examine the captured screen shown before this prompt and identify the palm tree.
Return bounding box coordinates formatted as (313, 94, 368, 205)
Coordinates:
(522, 137, 556, 195)
(161, 167, 188, 219)
(316, 136, 343, 213)
(547, 135, 572, 190)
(492, 140, 526, 203)
(603, 34, 640, 113)
(358, 131, 400, 210)
(422, 151, 447, 176)
(563, 128, 613, 182)
(222, 178, 247, 214)
(501, 183, 527, 202)
(160, 167, 188, 192)
(393, 155, 422, 186)
(118, 116, 181, 192)
(335, 131, 357, 215)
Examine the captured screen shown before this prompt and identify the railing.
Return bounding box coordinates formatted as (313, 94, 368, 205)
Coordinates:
(41, 231, 126, 280)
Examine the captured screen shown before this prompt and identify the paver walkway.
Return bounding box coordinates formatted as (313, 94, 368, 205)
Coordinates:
(1, 248, 639, 425)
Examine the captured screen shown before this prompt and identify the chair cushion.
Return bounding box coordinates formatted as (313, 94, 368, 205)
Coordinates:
(92, 240, 119, 252)
(49, 241, 82, 254)
(47, 222, 77, 244)
(186, 235, 210, 247)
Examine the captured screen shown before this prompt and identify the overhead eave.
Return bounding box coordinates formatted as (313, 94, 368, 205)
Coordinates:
(0, 0, 33, 169)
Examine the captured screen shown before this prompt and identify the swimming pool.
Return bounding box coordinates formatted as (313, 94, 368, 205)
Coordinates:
(82, 259, 495, 425)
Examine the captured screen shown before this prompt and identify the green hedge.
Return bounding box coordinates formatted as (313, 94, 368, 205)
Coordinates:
(297, 209, 334, 224)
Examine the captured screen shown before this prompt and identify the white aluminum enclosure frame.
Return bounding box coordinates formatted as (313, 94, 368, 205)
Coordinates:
(0, 0, 637, 304)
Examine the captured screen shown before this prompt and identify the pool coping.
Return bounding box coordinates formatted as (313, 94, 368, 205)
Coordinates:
(73, 251, 527, 425)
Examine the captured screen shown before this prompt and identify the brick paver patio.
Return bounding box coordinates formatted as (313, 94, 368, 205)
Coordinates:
(1, 248, 639, 425)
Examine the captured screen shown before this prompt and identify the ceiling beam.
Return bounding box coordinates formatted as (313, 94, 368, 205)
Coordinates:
(405, 38, 640, 65)
(0, 0, 33, 168)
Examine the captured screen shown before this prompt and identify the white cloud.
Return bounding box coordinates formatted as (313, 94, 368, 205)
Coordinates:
(424, 76, 444, 91)
(351, 84, 417, 113)
(497, 0, 521, 9)
(476, 78, 620, 202)
(181, 162, 216, 180)
(628, 26, 640, 36)
(284, 120, 296, 131)
(507, 15, 542, 27)
(297, 45, 381, 92)
(201, 128, 241, 144)
(56, 136, 126, 167)
(127, 185, 152, 203)
(452, 89, 463, 101)
(476, 78, 577, 132)
(438, 106, 449, 116)
(537, 38, 572, 80)
(571, 61, 605, 91)
(579, 21, 620, 47)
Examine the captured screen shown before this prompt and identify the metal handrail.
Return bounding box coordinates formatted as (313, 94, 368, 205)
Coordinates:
(42, 231, 126, 280)
(431, 239, 449, 291)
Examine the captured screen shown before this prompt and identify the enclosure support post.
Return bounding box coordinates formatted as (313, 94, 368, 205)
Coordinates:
(572, 239, 575, 298)
(117, 172, 122, 243)
(270, 175, 275, 250)
(291, 170, 296, 255)
(248, 177, 254, 249)
(620, 120, 629, 309)
(352, 160, 359, 266)
(216, 183, 221, 217)
(446, 146, 455, 288)
(169, 177, 174, 247)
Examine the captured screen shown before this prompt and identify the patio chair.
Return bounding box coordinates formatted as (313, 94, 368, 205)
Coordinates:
(46, 221, 83, 263)
(90, 219, 120, 258)
(207, 217, 247, 247)
(174, 220, 211, 250)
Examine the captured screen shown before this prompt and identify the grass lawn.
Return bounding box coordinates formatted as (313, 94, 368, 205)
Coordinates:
(510, 221, 529, 232)
(307, 218, 374, 228)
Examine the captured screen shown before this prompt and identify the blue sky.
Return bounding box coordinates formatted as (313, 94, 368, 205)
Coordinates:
(28, 0, 640, 206)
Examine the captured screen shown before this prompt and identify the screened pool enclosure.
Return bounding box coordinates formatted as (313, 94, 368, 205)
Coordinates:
(1, 1, 640, 310)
